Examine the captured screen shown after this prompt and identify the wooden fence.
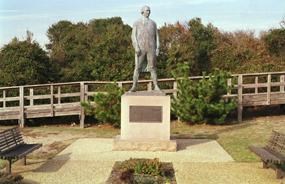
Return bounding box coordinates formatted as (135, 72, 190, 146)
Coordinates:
(1, 71, 285, 128)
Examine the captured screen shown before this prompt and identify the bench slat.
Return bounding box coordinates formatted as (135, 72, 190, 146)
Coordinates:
(0, 136, 19, 144)
(0, 135, 21, 142)
(0, 144, 42, 160)
(249, 146, 283, 164)
(266, 131, 285, 157)
(0, 127, 24, 153)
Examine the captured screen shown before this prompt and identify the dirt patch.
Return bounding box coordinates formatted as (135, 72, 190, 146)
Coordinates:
(23, 130, 93, 160)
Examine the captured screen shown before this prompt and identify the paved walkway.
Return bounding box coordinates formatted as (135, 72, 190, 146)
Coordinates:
(22, 138, 284, 184)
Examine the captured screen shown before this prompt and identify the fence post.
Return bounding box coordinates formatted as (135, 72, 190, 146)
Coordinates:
(227, 78, 232, 95)
(173, 80, 181, 121)
(50, 85, 54, 116)
(85, 84, 89, 101)
(147, 82, 152, 91)
(267, 74, 271, 105)
(19, 86, 25, 128)
(238, 75, 243, 123)
(3, 90, 6, 108)
(57, 86, 61, 104)
(173, 81, 178, 98)
(280, 75, 284, 92)
(117, 82, 123, 89)
(255, 76, 258, 94)
(29, 88, 34, 106)
(80, 82, 85, 128)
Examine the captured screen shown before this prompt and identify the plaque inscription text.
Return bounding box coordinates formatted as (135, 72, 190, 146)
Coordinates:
(129, 106, 162, 123)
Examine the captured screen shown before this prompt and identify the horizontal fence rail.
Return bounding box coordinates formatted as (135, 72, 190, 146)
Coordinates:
(1, 71, 285, 128)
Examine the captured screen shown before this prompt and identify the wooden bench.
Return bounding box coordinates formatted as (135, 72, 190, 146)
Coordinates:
(0, 127, 42, 173)
(249, 130, 285, 179)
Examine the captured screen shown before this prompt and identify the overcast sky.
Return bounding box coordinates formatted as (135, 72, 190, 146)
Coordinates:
(0, 0, 284, 48)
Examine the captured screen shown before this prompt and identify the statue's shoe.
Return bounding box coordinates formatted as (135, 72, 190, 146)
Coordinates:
(153, 85, 162, 92)
(128, 86, 136, 93)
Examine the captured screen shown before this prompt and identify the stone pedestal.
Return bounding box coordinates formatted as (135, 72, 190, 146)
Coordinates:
(113, 91, 177, 152)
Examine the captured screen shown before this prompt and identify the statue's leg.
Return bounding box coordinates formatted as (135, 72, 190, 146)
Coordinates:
(129, 68, 139, 92)
(147, 52, 160, 91)
(150, 69, 160, 91)
(129, 53, 144, 92)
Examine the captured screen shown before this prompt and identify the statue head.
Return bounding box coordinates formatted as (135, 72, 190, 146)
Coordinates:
(141, 5, 151, 18)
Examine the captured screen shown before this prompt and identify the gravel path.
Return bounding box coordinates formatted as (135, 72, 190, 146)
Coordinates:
(22, 138, 285, 184)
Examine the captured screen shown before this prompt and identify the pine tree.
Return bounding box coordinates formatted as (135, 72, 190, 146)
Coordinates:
(172, 63, 236, 124)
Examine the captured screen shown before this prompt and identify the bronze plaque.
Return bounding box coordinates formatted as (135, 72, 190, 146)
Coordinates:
(129, 106, 162, 123)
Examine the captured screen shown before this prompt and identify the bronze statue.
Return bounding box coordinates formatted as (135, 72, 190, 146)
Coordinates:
(129, 5, 160, 92)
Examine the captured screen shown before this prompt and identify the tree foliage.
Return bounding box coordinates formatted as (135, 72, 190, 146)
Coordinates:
(46, 17, 133, 82)
(211, 31, 277, 73)
(188, 18, 217, 73)
(1, 17, 285, 87)
(159, 18, 216, 77)
(0, 37, 57, 86)
(263, 28, 285, 59)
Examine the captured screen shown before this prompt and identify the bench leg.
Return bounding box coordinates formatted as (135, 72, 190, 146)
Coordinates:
(262, 161, 269, 169)
(6, 159, 12, 174)
(20, 156, 27, 165)
(276, 168, 284, 179)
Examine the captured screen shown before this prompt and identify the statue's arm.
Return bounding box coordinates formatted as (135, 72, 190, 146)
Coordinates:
(131, 24, 140, 51)
(156, 29, 160, 49)
(156, 25, 160, 56)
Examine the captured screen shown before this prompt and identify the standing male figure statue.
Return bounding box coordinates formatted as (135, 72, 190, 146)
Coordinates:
(129, 5, 161, 92)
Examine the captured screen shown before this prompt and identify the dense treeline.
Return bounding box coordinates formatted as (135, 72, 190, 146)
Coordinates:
(0, 17, 285, 87)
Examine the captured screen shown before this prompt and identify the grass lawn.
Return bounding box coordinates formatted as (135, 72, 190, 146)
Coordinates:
(171, 115, 285, 162)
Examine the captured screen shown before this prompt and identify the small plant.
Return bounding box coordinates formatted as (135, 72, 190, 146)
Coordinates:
(107, 158, 176, 184)
(123, 158, 162, 176)
(81, 83, 124, 127)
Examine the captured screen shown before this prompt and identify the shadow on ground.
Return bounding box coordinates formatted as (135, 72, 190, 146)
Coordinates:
(176, 139, 214, 151)
(34, 153, 71, 173)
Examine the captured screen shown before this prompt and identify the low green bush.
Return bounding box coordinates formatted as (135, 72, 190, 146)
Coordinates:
(81, 83, 124, 127)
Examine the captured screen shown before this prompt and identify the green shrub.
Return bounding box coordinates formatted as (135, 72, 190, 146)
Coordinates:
(276, 163, 285, 171)
(122, 158, 162, 176)
(81, 83, 124, 127)
(172, 63, 236, 124)
(0, 172, 23, 184)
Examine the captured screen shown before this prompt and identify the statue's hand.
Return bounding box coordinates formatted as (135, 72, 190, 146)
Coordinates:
(156, 48, 159, 56)
(135, 48, 141, 56)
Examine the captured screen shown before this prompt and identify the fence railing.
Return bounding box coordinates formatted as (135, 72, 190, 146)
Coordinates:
(1, 71, 285, 128)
